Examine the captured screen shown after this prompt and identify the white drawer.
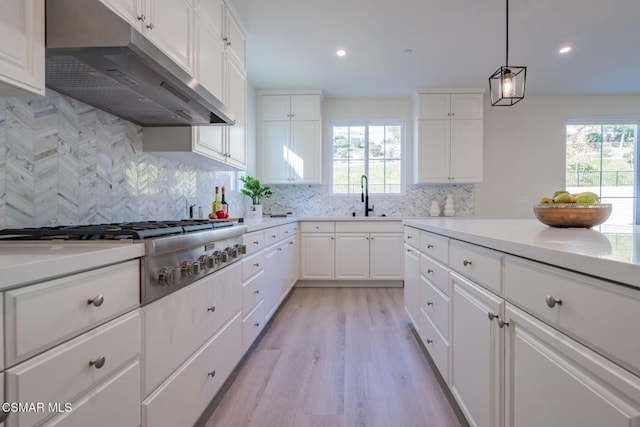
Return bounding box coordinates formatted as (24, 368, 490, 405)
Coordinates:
(404, 226, 420, 249)
(450, 240, 502, 294)
(242, 230, 265, 255)
(264, 227, 282, 245)
(280, 222, 298, 238)
(421, 276, 449, 339)
(335, 221, 402, 233)
(420, 231, 449, 264)
(6, 311, 140, 427)
(242, 270, 264, 314)
(300, 221, 335, 233)
(242, 301, 264, 352)
(4, 260, 139, 366)
(420, 309, 449, 383)
(242, 251, 264, 282)
(41, 360, 140, 427)
(505, 255, 640, 376)
(420, 254, 449, 296)
(142, 314, 242, 427)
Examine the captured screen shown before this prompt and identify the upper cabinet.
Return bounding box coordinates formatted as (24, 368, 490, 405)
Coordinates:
(0, 0, 45, 97)
(258, 91, 322, 184)
(414, 89, 484, 184)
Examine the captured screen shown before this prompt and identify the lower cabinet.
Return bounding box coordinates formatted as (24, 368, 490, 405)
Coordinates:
(141, 313, 242, 427)
(300, 233, 334, 280)
(403, 243, 420, 329)
(505, 304, 640, 427)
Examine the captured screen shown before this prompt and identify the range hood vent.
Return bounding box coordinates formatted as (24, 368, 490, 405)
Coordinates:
(45, 0, 234, 127)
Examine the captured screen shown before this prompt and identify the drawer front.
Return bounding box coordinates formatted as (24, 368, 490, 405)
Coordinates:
(6, 311, 140, 427)
(300, 221, 335, 233)
(450, 240, 502, 294)
(242, 251, 264, 282)
(41, 360, 140, 427)
(242, 301, 264, 352)
(420, 231, 449, 264)
(335, 221, 403, 233)
(242, 270, 264, 314)
(420, 254, 449, 296)
(420, 309, 449, 383)
(281, 223, 298, 239)
(242, 230, 265, 255)
(421, 276, 450, 339)
(404, 226, 420, 249)
(264, 227, 282, 245)
(142, 314, 242, 427)
(505, 255, 640, 375)
(5, 260, 139, 366)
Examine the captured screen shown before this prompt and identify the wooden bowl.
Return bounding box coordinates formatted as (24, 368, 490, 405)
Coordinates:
(533, 204, 612, 228)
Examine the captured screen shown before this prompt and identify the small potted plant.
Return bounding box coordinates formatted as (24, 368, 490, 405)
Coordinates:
(239, 175, 272, 219)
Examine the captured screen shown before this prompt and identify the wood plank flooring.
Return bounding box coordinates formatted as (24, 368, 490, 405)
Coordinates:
(205, 287, 463, 427)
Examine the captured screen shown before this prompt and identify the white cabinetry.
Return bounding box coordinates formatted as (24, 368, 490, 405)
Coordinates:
(403, 242, 420, 329)
(143, 0, 194, 74)
(335, 234, 370, 280)
(258, 91, 322, 184)
(300, 222, 335, 280)
(335, 232, 403, 280)
(262, 223, 298, 322)
(414, 89, 484, 184)
(0, 0, 44, 97)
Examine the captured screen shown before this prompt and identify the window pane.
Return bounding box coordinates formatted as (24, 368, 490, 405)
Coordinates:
(566, 123, 637, 225)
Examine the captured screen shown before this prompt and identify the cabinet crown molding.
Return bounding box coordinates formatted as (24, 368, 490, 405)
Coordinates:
(416, 88, 486, 95)
(258, 89, 323, 97)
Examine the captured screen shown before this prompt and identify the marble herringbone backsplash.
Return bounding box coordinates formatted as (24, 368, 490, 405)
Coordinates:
(0, 90, 473, 229)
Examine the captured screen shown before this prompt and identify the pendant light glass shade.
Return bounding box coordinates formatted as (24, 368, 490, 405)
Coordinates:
(489, 0, 527, 106)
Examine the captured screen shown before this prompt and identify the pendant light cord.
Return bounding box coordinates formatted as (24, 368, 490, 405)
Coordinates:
(505, 0, 509, 66)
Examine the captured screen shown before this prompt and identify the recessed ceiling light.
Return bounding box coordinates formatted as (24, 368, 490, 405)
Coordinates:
(403, 49, 413, 55)
(336, 49, 346, 57)
(559, 46, 572, 54)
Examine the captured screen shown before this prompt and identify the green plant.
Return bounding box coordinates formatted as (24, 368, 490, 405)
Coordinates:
(239, 175, 272, 205)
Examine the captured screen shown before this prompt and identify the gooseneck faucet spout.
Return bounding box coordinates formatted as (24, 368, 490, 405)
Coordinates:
(361, 175, 374, 216)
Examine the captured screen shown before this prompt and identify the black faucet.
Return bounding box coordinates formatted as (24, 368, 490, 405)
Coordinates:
(361, 175, 374, 216)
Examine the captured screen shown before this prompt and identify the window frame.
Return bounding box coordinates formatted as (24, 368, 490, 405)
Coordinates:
(329, 120, 406, 196)
(565, 118, 640, 225)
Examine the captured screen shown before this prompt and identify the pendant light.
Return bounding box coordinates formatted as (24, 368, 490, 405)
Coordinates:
(489, 0, 527, 106)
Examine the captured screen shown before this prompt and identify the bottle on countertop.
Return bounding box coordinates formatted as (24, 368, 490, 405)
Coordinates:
(221, 186, 228, 214)
(212, 186, 221, 214)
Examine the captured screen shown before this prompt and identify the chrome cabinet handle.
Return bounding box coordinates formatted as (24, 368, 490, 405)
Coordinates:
(427, 301, 434, 306)
(488, 311, 509, 328)
(207, 306, 216, 312)
(463, 259, 472, 266)
(146, 23, 154, 30)
(253, 241, 260, 245)
(545, 294, 562, 308)
(427, 244, 434, 249)
(88, 295, 104, 307)
(254, 290, 260, 294)
(426, 339, 433, 344)
(254, 263, 260, 267)
(137, 14, 146, 22)
(208, 370, 216, 378)
(427, 269, 434, 274)
(89, 355, 106, 369)
(407, 235, 413, 239)
(488, 312, 498, 321)
(253, 322, 260, 327)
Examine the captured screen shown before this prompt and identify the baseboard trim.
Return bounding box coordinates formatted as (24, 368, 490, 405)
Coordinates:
(295, 279, 403, 288)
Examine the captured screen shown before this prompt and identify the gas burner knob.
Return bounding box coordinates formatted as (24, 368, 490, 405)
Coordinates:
(218, 250, 229, 263)
(199, 255, 213, 269)
(158, 267, 179, 286)
(181, 260, 201, 276)
(227, 246, 238, 259)
(235, 244, 247, 255)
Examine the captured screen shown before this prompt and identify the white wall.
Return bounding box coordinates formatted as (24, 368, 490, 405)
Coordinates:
(477, 95, 640, 218)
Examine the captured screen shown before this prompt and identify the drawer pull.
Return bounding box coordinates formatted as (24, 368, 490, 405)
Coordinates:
(272, 235, 277, 239)
(426, 339, 433, 344)
(488, 312, 509, 328)
(427, 244, 434, 249)
(254, 263, 260, 267)
(488, 312, 498, 321)
(427, 269, 434, 274)
(253, 241, 260, 245)
(427, 301, 434, 306)
(207, 306, 216, 312)
(208, 370, 216, 378)
(545, 294, 562, 308)
(87, 294, 104, 307)
(89, 355, 106, 369)
(463, 259, 472, 266)
(253, 322, 260, 327)
(407, 235, 413, 239)
(254, 290, 260, 295)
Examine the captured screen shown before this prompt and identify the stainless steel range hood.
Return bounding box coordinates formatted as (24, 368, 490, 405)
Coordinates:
(45, 0, 234, 127)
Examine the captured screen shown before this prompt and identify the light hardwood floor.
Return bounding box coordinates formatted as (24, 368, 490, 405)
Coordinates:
(206, 287, 463, 427)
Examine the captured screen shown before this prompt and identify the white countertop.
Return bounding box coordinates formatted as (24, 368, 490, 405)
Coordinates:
(0, 242, 145, 290)
(403, 218, 640, 288)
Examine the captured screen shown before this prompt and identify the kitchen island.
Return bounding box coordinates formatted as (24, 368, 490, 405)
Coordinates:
(403, 218, 640, 427)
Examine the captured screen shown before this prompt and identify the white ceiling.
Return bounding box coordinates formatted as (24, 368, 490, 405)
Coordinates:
(230, 0, 640, 97)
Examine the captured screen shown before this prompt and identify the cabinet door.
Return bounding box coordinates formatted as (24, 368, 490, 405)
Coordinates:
(335, 233, 370, 280)
(286, 237, 298, 289)
(225, 8, 245, 69)
(290, 120, 321, 184)
(300, 234, 334, 280)
(416, 119, 450, 183)
(450, 119, 483, 183)
(145, 0, 194, 74)
(99, 0, 143, 29)
(291, 95, 321, 120)
(194, 0, 223, 39)
(226, 57, 246, 168)
(261, 95, 291, 120)
(451, 272, 503, 427)
(451, 94, 483, 119)
(260, 120, 291, 183)
(194, 13, 225, 102)
(194, 126, 226, 162)
(262, 246, 280, 322)
(370, 233, 403, 280)
(417, 94, 451, 119)
(505, 303, 640, 427)
(403, 244, 420, 329)
(0, 0, 44, 97)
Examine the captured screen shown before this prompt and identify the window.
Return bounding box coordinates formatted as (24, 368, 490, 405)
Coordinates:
(331, 122, 404, 194)
(566, 122, 639, 224)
